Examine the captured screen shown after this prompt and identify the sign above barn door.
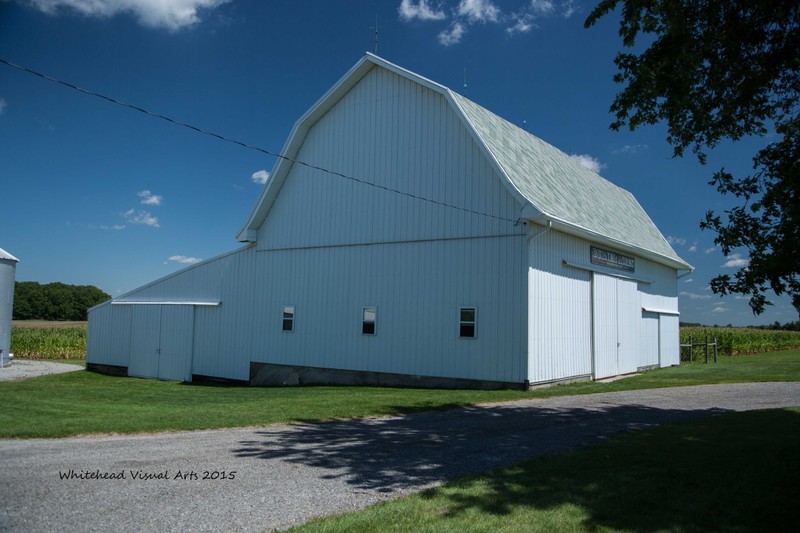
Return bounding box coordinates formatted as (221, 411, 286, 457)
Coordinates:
(590, 246, 635, 272)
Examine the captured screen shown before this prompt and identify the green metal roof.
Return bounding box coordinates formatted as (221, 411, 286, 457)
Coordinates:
(451, 92, 690, 268)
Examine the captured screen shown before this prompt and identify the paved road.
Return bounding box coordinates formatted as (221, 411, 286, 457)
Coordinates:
(1, 382, 798, 532)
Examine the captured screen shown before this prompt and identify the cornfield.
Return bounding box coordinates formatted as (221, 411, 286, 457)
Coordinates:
(7, 322, 800, 361)
(10, 322, 88, 359)
(680, 327, 800, 357)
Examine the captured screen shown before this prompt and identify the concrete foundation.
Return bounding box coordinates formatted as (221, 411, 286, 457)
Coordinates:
(249, 361, 526, 390)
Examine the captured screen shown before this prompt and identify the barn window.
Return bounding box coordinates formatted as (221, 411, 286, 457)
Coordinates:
(459, 307, 477, 338)
(282, 306, 295, 332)
(362, 306, 377, 335)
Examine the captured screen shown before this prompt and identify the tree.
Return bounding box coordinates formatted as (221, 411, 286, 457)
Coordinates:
(585, 0, 800, 317)
(12, 282, 110, 321)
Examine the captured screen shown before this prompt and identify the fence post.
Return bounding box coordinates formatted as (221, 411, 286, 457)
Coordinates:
(705, 334, 709, 363)
(714, 336, 718, 363)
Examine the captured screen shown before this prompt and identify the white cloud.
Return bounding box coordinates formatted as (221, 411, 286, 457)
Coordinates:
(138, 189, 163, 206)
(680, 291, 712, 300)
(705, 246, 718, 254)
(611, 144, 648, 155)
(0, 98, 6, 115)
(688, 241, 698, 252)
(438, 21, 466, 46)
(251, 169, 270, 184)
(570, 154, 606, 174)
(506, 13, 534, 34)
(124, 210, 159, 227)
(27, 0, 230, 31)
(458, 0, 500, 23)
(722, 253, 749, 268)
(560, 0, 577, 18)
(167, 255, 202, 264)
(712, 306, 728, 313)
(667, 236, 687, 246)
(683, 278, 694, 283)
(400, 0, 578, 46)
(398, 0, 446, 21)
(530, 0, 555, 16)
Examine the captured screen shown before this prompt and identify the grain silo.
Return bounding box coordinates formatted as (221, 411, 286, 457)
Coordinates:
(0, 247, 19, 367)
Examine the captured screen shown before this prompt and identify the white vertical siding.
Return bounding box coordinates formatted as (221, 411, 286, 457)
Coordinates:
(248, 235, 528, 383)
(640, 311, 660, 368)
(659, 314, 680, 366)
(257, 67, 518, 249)
(127, 305, 160, 378)
(616, 277, 640, 375)
(157, 306, 194, 381)
(528, 228, 680, 384)
(592, 273, 619, 380)
(88, 225, 528, 383)
(528, 230, 593, 383)
(86, 303, 131, 367)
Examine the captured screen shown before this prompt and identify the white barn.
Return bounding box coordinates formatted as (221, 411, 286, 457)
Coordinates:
(87, 54, 692, 389)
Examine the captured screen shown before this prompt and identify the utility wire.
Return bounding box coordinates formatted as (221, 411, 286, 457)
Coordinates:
(1, 58, 520, 225)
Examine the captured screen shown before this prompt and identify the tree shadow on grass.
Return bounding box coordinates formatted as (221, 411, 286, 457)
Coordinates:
(232, 400, 733, 497)
(421, 408, 800, 532)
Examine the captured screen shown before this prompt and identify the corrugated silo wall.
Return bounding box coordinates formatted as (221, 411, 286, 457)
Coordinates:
(527, 229, 679, 384)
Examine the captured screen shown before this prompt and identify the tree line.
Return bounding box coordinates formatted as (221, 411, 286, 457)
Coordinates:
(12, 282, 110, 321)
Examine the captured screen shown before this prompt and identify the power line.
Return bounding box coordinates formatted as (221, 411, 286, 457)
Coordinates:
(0, 58, 519, 224)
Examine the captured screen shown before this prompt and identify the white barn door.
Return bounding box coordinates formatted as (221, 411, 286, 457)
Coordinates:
(157, 306, 194, 382)
(127, 305, 194, 382)
(592, 274, 639, 379)
(640, 311, 660, 368)
(128, 306, 161, 379)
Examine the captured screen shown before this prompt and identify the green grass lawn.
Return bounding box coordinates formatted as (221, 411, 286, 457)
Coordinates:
(1, 350, 798, 438)
(529, 349, 800, 397)
(290, 407, 800, 532)
(0, 372, 530, 438)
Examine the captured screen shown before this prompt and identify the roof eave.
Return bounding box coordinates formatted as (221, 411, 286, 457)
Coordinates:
(527, 214, 693, 271)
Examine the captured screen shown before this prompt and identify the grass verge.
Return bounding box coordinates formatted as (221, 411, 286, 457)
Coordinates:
(0, 372, 530, 438)
(0, 350, 797, 438)
(290, 407, 800, 533)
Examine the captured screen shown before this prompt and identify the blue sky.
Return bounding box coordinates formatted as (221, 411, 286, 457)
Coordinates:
(0, 0, 794, 326)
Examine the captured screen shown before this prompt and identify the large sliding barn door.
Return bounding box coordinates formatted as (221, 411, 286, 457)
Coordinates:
(127, 305, 194, 382)
(593, 274, 639, 379)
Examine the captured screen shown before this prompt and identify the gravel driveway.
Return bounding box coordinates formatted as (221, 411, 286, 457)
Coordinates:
(0, 360, 83, 381)
(1, 382, 798, 532)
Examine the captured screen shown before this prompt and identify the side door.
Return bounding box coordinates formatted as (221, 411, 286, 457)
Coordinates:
(128, 305, 161, 379)
(157, 305, 194, 382)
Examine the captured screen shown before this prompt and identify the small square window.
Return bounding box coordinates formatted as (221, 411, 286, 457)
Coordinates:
(282, 305, 295, 332)
(362, 306, 376, 335)
(459, 307, 476, 338)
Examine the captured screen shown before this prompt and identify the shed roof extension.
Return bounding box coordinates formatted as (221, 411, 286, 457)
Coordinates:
(238, 54, 691, 271)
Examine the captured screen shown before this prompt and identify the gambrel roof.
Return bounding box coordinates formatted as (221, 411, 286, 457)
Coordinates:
(239, 54, 691, 271)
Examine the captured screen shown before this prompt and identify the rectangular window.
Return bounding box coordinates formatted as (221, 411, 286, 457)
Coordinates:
(282, 305, 295, 332)
(362, 306, 376, 335)
(459, 307, 476, 338)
